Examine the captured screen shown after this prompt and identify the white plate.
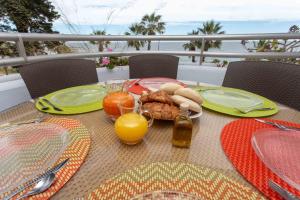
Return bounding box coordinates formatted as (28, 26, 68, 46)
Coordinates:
(189, 107, 203, 119)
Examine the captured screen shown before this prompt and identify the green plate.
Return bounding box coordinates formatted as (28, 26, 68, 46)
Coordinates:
(196, 86, 278, 117)
(36, 84, 107, 115)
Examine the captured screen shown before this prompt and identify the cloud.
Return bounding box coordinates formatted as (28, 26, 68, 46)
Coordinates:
(83, 5, 111, 9)
(51, 0, 300, 25)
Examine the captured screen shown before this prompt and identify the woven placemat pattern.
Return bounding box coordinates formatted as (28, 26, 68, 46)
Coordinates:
(221, 118, 300, 199)
(87, 162, 265, 200)
(0, 123, 68, 193)
(0, 118, 91, 200)
(1, 102, 300, 199)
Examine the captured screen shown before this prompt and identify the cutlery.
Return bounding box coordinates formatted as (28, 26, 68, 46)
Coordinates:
(268, 180, 300, 200)
(4, 158, 69, 200)
(38, 99, 49, 110)
(16, 173, 55, 200)
(235, 107, 274, 114)
(0, 115, 47, 130)
(255, 119, 300, 131)
(195, 86, 220, 91)
(42, 98, 63, 111)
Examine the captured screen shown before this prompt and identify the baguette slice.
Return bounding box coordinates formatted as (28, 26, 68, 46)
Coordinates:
(171, 95, 202, 113)
(174, 88, 203, 104)
(160, 83, 184, 95)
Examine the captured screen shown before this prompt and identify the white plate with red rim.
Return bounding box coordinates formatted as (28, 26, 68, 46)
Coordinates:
(138, 77, 186, 91)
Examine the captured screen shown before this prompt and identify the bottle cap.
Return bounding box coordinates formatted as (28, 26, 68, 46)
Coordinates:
(180, 103, 189, 111)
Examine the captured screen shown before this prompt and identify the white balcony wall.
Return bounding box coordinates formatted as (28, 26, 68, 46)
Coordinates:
(0, 65, 226, 112)
(0, 78, 31, 112)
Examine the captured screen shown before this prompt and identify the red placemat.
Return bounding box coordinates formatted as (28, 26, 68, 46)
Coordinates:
(221, 118, 300, 199)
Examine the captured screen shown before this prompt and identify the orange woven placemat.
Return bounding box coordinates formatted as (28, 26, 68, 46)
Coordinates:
(221, 118, 300, 199)
(3, 118, 91, 200)
(87, 162, 265, 200)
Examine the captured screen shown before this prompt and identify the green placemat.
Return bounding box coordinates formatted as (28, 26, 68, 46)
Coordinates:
(36, 84, 106, 114)
(195, 86, 278, 117)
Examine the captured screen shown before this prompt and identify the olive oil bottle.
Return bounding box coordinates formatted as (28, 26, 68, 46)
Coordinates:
(172, 103, 193, 148)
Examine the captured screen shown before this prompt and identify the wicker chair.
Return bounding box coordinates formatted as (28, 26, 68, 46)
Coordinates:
(20, 59, 98, 98)
(129, 54, 179, 79)
(222, 61, 300, 110)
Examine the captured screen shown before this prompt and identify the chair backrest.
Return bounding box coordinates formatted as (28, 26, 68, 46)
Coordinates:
(20, 59, 98, 98)
(129, 54, 179, 79)
(222, 61, 300, 110)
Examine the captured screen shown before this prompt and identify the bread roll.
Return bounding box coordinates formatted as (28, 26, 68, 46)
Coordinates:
(160, 83, 183, 95)
(174, 88, 203, 104)
(171, 95, 202, 113)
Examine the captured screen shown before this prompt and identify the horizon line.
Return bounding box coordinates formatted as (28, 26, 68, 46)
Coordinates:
(54, 20, 300, 26)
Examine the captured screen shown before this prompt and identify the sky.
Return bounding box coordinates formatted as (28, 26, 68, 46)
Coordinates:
(51, 0, 300, 34)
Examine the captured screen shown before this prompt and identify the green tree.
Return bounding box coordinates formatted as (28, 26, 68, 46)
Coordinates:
(0, 42, 17, 74)
(183, 30, 199, 62)
(197, 20, 225, 62)
(0, 0, 59, 32)
(140, 12, 165, 50)
(0, 0, 65, 56)
(125, 23, 145, 50)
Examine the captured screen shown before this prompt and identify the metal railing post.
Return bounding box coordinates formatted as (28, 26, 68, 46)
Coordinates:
(199, 38, 205, 65)
(0, 32, 300, 68)
(16, 34, 27, 63)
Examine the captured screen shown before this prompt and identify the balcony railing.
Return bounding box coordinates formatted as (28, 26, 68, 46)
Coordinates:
(0, 32, 300, 67)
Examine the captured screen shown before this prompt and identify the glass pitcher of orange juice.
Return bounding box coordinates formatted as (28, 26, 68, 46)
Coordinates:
(103, 80, 136, 121)
(114, 101, 153, 145)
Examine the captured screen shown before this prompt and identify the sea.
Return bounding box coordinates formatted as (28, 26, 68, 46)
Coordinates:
(66, 41, 247, 64)
(57, 21, 299, 65)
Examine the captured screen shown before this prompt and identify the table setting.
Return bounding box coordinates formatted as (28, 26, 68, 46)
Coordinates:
(0, 115, 91, 199)
(0, 77, 299, 200)
(35, 84, 107, 114)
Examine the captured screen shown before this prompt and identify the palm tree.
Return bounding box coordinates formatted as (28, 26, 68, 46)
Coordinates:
(197, 20, 225, 62)
(140, 12, 165, 50)
(90, 30, 110, 64)
(183, 30, 199, 62)
(125, 23, 145, 50)
(90, 30, 110, 52)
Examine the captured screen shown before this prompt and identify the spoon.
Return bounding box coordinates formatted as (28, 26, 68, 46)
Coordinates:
(268, 180, 300, 200)
(16, 173, 55, 200)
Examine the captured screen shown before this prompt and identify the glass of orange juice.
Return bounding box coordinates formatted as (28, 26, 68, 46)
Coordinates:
(114, 101, 153, 145)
